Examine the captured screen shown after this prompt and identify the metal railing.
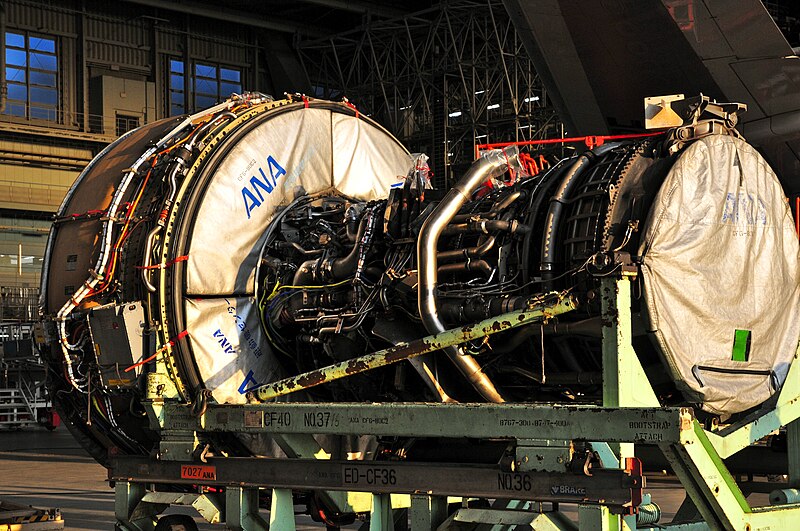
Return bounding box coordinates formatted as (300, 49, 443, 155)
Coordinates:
(0, 286, 39, 322)
(0, 387, 34, 426)
(1, 104, 143, 139)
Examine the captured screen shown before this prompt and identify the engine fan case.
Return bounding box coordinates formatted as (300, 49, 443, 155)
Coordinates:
(640, 134, 800, 414)
(168, 105, 412, 404)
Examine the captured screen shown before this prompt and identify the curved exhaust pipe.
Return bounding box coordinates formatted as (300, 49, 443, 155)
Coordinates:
(417, 147, 521, 403)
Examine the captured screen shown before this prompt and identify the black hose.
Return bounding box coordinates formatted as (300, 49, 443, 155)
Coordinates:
(293, 214, 369, 285)
(539, 142, 624, 285)
(437, 259, 492, 277)
(437, 236, 496, 263)
(442, 219, 530, 236)
(520, 159, 571, 284)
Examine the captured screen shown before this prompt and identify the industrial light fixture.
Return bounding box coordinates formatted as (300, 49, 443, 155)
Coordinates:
(448, 111, 462, 118)
(474, 90, 485, 95)
(487, 103, 500, 110)
(523, 96, 540, 103)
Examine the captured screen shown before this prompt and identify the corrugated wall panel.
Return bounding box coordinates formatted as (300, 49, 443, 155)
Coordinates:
(5, 1, 77, 35)
(86, 41, 151, 71)
(0, 165, 77, 213)
(189, 39, 253, 67)
(85, 17, 150, 50)
(157, 30, 183, 56)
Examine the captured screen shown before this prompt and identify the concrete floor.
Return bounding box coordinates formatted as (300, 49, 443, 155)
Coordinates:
(0, 425, 775, 529)
(0, 426, 358, 530)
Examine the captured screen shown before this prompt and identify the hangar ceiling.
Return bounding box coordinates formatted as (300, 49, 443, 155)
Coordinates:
(502, 0, 800, 191)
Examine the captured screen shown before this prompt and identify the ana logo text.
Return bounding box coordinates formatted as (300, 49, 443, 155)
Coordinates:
(241, 155, 287, 219)
(721, 192, 767, 226)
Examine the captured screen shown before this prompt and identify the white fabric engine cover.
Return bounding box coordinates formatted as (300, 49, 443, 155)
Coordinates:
(183, 107, 411, 404)
(641, 134, 800, 415)
(186, 108, 411, 296)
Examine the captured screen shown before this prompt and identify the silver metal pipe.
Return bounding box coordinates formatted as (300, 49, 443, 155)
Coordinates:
(140, 225, 161, 292)
(417, 148, 521, 403)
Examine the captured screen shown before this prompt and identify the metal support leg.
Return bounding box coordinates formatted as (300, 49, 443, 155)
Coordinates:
(115, 481, 155, 531)
(226, 486, 268, 531)
(600, 275, 654, 466)
(601, 276, 659, 409)
(370, 493, 394, 531)
(789, 420, 800, 488)
(410, 494, 447, 530)
(589, 276, 654, 531)
(269, 488, 296, 531)
(578, 506, 619, 531)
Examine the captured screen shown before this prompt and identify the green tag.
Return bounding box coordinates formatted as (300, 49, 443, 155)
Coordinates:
(732, 329, 751, 362)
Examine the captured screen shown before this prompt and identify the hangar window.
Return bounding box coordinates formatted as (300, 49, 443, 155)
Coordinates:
(168, 59, 186, 116)
(194, 62, 242, 109)
(168, 58, 242, 116)
(3, 31, 59, 121)
(116, 113, 140, 137)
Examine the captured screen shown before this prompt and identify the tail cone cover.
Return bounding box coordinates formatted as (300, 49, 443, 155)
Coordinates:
(640, 135, 800, 414)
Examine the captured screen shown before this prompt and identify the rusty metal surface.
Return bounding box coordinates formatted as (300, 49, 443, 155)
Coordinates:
(252, 293, 577, 401)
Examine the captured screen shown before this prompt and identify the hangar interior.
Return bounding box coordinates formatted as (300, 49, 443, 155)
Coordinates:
(2, 0, 800, 530)
(0, 0, 559, 303)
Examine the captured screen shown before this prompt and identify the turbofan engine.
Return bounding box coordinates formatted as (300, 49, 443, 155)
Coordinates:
(39, 95, 800, 467)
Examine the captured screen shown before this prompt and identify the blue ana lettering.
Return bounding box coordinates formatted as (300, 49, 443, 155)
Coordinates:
(238, 369, 261, 394)
(212, 328, 236, 355)
(242, 155, 287, 219)
(721, 192, 767, 226)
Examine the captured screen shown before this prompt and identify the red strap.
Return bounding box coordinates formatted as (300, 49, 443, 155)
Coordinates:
(343, 99, 359, 118)
(65, 209, 105, 219)
(135, 255, 188, 270)
(124, 330, 189, 372)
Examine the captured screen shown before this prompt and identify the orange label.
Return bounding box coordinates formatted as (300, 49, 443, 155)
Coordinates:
(180, 465, 217, 481)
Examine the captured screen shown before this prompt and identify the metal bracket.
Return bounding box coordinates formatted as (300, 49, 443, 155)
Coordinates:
(515, 439, 572, 473)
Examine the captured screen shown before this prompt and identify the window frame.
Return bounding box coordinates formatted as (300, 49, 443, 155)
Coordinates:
(3, 30, 60, 123)
(115, 113, 141, 137)
(167, 57, 242, 116)
(168, 58, 186, 117)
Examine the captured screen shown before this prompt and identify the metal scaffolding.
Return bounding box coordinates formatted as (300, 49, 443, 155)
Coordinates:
(296, 0, 562, 188)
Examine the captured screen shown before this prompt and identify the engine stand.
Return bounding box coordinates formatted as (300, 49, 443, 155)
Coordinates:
(112, 274, 800, 530)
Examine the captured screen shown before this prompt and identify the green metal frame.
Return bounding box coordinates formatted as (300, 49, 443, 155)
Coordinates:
(113, 274, 800, 530)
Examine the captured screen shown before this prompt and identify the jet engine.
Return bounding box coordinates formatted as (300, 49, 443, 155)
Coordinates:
(39, 95, 800, 467)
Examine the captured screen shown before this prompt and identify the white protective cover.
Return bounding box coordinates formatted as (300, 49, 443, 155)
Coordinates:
(185, 297, 282, 404)
(186, 108, 411, 296)
(184, 107, 411, 403)
(641, 134, 800, 415)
